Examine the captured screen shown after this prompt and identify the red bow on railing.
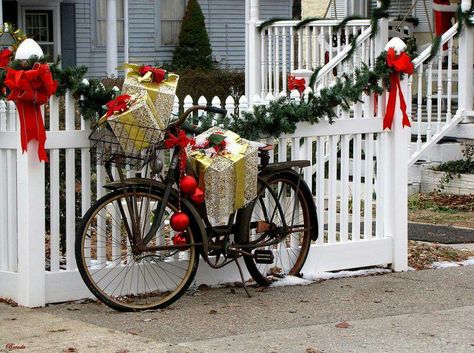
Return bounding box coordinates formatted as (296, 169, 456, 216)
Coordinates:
(138, 65, 166, 83)
(4, 63, 58, 162)
(165, 129, 195, 170)
(288, 75, 306, 94)
(106, 94, 131, 117)
(383, 48, 414, 130)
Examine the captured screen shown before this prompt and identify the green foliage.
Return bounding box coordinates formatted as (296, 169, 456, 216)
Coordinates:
(433, 145, 474, 191)
(172, 0, 213, 70)
(75, 79, 117, 120)
(425, 36, 441, 64)
(174, 68, 244, 104)
(50, 60, 88, 96)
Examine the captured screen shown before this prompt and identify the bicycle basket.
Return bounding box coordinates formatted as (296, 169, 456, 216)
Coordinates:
(89, 119, 165, 168)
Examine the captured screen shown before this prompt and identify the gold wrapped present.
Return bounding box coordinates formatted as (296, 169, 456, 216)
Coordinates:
(188, 127, 258, 224)
(100, 94, 164, 157)
(121, 63, 178, 127)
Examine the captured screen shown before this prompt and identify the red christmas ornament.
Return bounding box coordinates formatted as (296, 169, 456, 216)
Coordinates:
(172, 232, 188, 246)
(170, 212, 190, 231)
(180, 175, 198, 195)
(190, 187, 205, 204)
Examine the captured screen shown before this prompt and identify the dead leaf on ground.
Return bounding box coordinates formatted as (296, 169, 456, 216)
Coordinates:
(127, 330, 139, 336)
(64, 348, 77, 353)
(255, 287, 267, 292)
(306, 348, 322, 353)
(209, 309, 218, 314)
(335, 321, 350, 329)
(115, 349, 130, 353)
(48, 328, 69, 333)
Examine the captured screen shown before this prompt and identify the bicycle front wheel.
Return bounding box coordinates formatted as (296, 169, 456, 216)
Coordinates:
(76, 188, 199, 311)
(238, 171, 314, 286)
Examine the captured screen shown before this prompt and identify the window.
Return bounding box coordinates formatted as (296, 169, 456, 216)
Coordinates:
(161, 0, 187, 46)
(25, 10, 54, 58)
(95, 0, 124, 47)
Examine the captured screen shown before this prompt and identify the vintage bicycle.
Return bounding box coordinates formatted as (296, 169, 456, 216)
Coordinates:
(75, 105, 318, 311)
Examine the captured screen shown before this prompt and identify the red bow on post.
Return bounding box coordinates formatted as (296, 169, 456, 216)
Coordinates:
(288, 75, 306, 94)
(138, 65, 166, 83)
(106, 94, 131, 117)
(4, 63, 58, 162)
(383, 48, 414, 130)
(0, 48, 13, 68)
(164, 130, 195, 170)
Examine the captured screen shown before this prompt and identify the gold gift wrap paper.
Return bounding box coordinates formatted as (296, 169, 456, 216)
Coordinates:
(122, 64, 178, 127)
(105, 94, 164, 156)
(188, 127, 258, 224)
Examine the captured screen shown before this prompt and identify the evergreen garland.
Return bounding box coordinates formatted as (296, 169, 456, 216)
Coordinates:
(49, 60, 89, 97)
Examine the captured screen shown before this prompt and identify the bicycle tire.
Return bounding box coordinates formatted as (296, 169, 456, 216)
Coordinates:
(76, 188, 199, 311)
(237, 170, 314, 286)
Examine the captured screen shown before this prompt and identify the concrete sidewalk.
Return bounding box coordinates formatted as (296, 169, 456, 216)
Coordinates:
(1, 266, 474, 353)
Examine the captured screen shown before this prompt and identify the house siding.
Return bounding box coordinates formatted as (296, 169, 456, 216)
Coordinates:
(72, 0, 291, 77)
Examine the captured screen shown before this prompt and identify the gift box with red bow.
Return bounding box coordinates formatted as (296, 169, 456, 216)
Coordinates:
(187, 127, 258, 224)
(121, 63, 178, 127)
(100, 93, 164, 157)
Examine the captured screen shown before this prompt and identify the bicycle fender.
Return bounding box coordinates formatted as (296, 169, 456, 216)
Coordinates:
(103, 178, 209, 255)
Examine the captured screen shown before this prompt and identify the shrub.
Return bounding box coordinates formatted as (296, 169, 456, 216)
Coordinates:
(175, 68, 244, 104)
(172, 0, 213, 70)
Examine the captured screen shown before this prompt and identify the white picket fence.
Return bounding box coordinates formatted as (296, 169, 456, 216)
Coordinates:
(0, 71, 410, 307)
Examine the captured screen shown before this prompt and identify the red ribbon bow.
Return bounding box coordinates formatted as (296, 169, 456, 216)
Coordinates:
(4, 63, 58, 162)
(164, 130, 195, 170)
(105, 94, 131, 117)
(0, 48, 13, 68)
(138, 65, 166, 83)
(288, 75, 306, 94)
(383, 48, 414, 130)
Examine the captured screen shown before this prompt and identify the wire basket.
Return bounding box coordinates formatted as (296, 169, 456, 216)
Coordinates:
(89, 120, 165, 168)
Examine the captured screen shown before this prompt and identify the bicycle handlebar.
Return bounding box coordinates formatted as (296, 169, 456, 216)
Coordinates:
(175, 105, 227, 127)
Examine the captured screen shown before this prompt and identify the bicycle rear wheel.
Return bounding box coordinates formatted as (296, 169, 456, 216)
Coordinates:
(238, 171, 314, 286)
(76, 188, 199, 311)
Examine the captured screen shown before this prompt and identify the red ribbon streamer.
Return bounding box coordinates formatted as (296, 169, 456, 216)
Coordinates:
(164, 130, 195, 170)
(106, 94, 131, 117)
(4, 64, 58, 162)
(288, 75, 306, 94)
(383, 48, 414, 130)
(0, 48, 13, 68)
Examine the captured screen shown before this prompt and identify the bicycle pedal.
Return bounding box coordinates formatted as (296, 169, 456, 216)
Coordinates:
(254, 250, 274, 264)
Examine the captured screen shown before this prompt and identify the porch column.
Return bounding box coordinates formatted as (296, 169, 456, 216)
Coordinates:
(0, 0, 3, 24)
(246, 0, 261, 103)
(124, 0, 129, 64)
(458, 0, 473, 122)
(106, 0, 118, 77)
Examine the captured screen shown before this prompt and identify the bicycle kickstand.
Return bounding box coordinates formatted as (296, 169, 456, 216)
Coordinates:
(234, 259, 251, 298)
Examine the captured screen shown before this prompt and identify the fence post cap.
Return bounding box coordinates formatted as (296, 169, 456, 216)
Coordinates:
(385, 37, 406, 55)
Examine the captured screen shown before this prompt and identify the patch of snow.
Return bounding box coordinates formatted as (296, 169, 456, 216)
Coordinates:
(270, 275, 312, 287)
(431, 261, 459, 269)
(432, 257, 474, 269)
(385, 37, 407, 54)
(303, 268, 391, 282)
(460, 257, 474, 266)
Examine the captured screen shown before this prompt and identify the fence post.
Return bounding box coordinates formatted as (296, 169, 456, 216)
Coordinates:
(383, 41, 409, 272)
(246, 0, 261, 105)
(16, 133, 46, 306)
(458, 6, 473, 122)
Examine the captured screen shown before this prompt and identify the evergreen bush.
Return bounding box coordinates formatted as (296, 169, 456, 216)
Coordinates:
(172, 0, 213, 69)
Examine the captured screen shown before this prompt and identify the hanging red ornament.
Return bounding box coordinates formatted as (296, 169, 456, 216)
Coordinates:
(180, 175, 198, 195)
(190, 187, 205, 204)
(170, 212, 190, 231)
(172, 232, 188, 246)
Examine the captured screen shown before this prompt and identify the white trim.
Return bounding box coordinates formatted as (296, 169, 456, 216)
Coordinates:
(432, 3, 457, 12)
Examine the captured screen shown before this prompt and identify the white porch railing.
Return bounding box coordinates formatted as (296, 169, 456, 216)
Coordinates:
(408, 22, 474, 165)
(256, 19, 372, 97)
